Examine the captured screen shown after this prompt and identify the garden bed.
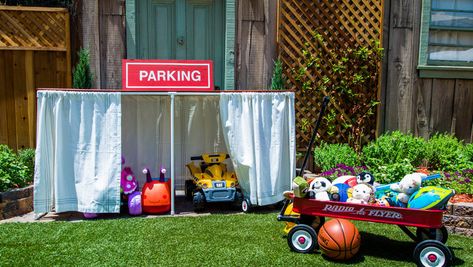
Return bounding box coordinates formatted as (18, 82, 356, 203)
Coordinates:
(0, 185, 33, 220)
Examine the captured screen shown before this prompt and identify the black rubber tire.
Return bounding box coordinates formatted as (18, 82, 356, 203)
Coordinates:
(241, 198, 252, 213)
(416, 226, 449, 244)
(287, 224, 318, 253)
(233, 191, 243, 210)
(413, 240, 453, 267)
(185, 180, 195, 201)
(193, 191, 205, 211)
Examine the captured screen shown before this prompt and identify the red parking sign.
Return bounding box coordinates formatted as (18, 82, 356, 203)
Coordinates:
(122, 60, 214, 91)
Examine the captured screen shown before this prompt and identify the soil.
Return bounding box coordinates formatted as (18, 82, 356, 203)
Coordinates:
(449, 193, 473, 203)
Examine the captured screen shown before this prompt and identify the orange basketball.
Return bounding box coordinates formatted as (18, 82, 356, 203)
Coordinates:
(317, 219, 361, 260)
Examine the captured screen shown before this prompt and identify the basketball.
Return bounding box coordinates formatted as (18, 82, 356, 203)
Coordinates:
(317, 219, 361, 260)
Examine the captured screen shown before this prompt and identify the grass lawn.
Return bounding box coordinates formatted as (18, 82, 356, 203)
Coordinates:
(0, 212, 472, 266)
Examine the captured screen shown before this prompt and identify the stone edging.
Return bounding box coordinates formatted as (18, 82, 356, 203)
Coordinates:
(443, 202, 473, 237)
(0, 185, 33, 220)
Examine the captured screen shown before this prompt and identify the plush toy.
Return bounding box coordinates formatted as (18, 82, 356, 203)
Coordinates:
(120, 157, 142, 216)
(283, 176, 309, 199)
(390, 173, 424, 206)
(121, 167, 138, 194)
(330, 183, 351, 202)
(356, 172, 375, 185)
(308, 177, 332, 201)
(347, 183, 374, 204)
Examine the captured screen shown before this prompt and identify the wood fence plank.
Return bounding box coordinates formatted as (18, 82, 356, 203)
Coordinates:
(24, 50, 35, 148)
(12, 51, 29, 150)
(416, 78, 432, 139)
(453, 80, 473, 142)
(241, 0, 264, 21)
(0, 50, 8, 145)
(3, 52, 17, 149)
(429, 79, 455, 134)
(248, 21, 265, 89)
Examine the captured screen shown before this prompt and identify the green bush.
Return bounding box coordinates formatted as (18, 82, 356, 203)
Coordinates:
(362, 131, 426, 170)
(424, 133, 470, 171)
(271, 59, 285, 90)
(73, 48, 93, 89)
(0, 145, 34, 193)
(313, 143, 360, 171)
(425, 170, 473, 195)
(465, 143, 473, 163)
(370, 159, 415, 184)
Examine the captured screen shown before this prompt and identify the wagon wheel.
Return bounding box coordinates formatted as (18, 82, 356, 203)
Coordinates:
(413, 240, 453, 267)
(287, 224, 318, 253)
(416, 226, 448, 244)
(299, 215, 325, 233)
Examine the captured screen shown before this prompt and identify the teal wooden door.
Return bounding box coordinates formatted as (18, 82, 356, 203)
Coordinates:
(136, 0, 224, 89)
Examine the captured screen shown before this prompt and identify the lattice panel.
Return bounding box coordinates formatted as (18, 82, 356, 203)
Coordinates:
(279, 0, 383, 149)
(0, 6, 68, 50)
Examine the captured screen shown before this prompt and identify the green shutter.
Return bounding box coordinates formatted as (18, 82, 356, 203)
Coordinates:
(418, 0, 431, 68)
(224, 0, 236, 90)
(126, 0, 137, 59)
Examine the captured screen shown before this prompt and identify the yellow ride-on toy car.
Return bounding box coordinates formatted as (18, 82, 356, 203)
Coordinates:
(185, 153, 243, 211)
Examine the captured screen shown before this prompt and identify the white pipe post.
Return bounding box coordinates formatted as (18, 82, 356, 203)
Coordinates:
(170, 93, 175, 215)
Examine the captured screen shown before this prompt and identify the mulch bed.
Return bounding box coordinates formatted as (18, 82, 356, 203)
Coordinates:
(449, 193, 473, 204)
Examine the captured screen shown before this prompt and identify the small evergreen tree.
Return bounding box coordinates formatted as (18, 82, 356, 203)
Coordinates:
(73, 49, 93, 89)
(271, 59, 285, 90)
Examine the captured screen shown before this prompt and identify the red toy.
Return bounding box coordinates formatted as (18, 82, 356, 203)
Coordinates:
(141, 167, 171, 214)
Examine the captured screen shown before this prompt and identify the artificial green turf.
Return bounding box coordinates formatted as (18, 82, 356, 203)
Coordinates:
(0, 212, 472, 266)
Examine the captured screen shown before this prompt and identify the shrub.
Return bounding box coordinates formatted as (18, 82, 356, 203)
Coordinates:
(362, 131, 426, 170)
(370, 159, 415, 184)
(0, 145, 32, 192)
(271, 59, 285, 90)
(465, 143, 473, 163)
(17, 148, 35, 184)
(313, 143, 360, 172)
(319, 164, 367, 180)
(73, 48, 93, 89)
(425, 170, 473, 195)
(424, 133, 470, 171)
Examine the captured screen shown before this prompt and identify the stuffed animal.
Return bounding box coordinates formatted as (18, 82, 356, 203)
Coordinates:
(283, 176, 309, 199)
(308, 177, 332, 201)
(121, 167, 138, 194)
(347, 183, 374, 204)
(356, 172, 375, 185)
(390, 173, 424, 205)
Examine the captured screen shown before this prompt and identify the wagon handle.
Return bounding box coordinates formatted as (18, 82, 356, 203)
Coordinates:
(298, 96, 330, 177)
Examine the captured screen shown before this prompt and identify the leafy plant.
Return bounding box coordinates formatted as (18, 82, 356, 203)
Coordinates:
(319, 164, 368, 180)
(371, 158, 416, 184)
(465, 143, 473, 163)
(313, 142, 360, 171)
(362, 131, 426, 171)
(271, 59, 285, 90)
(425, 170, 473, 195)
(17, 148, 35, 184)
(73, 48, 93, 89)
(0, 145, 31, 192)
(424, 133, 470, 171)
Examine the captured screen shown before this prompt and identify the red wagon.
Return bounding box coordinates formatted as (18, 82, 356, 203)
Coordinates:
(278, 197, 453, 267)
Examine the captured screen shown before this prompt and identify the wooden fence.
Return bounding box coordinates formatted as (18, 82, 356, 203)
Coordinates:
(382, 0, 473, 143)
(0, 6, 71, 150)
(278, 0, 384, 149)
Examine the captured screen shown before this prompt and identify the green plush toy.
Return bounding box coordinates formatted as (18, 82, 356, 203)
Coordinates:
(283, 176, 309, 199)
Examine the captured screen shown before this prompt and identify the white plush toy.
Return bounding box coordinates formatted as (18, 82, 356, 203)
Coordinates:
(347, 183, 374, 204)
(308, 177, 332, 201)
(390, 173, 425, 204)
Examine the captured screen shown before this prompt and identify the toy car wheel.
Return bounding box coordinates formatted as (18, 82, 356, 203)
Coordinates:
(233, 191, 243, 209)
(413, 240, 452, 267)
(416, 226, 448, 244)
(287, 224, 318, 253)
(241, 198, 252, 213)
(185, 180, 195, 201)
(193, 191, 205, 211)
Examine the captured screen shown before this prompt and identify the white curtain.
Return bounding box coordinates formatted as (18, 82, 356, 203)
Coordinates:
(34, 91, 121, 213)
(121, 95, 228, 190)
(219, 92, 296, 206)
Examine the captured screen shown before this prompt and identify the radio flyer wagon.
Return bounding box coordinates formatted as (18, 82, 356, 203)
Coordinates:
(278, 96, 453, 266)
(278, 198, 453, 266)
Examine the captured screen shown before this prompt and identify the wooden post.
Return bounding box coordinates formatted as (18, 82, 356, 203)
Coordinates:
(82, 0, 101, 88)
